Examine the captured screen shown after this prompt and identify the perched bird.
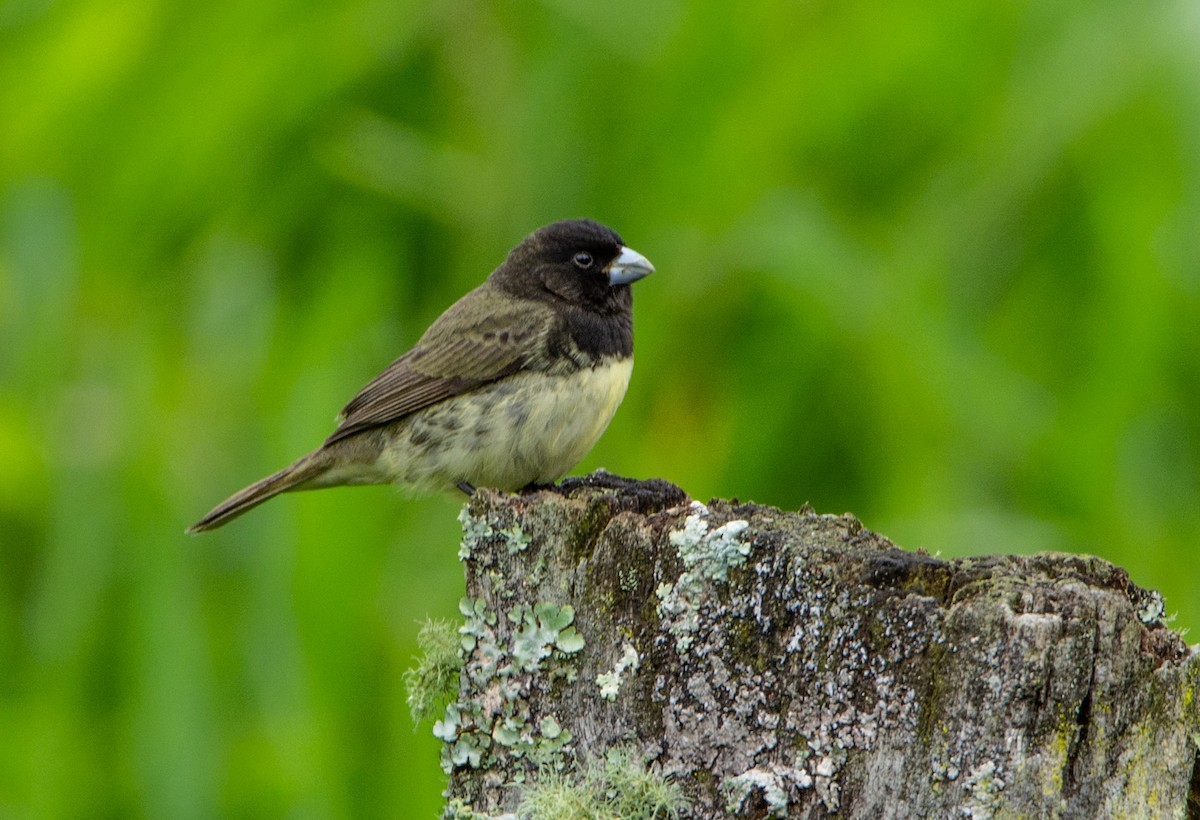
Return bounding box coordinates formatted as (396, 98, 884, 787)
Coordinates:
(188, 219, 654, 533)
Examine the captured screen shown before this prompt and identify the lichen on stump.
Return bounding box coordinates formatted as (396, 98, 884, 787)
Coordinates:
(434, 471, 1200, 819)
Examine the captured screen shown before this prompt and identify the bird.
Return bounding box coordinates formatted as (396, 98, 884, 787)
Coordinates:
(187, 219, 654, 533)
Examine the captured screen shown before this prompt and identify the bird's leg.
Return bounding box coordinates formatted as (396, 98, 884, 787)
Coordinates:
(457, 481, 476, 496)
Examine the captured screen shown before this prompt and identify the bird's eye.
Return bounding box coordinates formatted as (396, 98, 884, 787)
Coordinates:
(572, 252, 593, 269)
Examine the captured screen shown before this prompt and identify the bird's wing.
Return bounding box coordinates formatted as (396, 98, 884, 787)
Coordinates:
(324, 290, 553, 444)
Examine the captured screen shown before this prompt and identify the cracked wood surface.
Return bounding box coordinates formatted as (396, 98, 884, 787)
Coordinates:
(440, 472, 1200, 818)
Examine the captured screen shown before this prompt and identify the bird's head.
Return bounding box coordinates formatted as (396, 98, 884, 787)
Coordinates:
(493, 219, 654, 314)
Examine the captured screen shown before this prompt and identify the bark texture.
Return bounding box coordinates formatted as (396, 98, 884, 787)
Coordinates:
(438, 472, 1200, 819)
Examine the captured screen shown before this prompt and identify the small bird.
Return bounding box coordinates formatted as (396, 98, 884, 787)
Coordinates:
(188, 219, 654, 533)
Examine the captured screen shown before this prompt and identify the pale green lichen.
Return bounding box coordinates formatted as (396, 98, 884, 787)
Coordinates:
(725, 768, 789, 817)
(435, 703, 490, 769)
(517, 747, 686, 820)
(436, 597, 585, 774)
(596, 643, 640, 701)
(930, 760, 962, 792)
(488, 569, 513, 599)
(720, 773, 787, 816)
(671, 516, 751, 583)
(1136, 589, 1166, 625)
(618, 565, 639, 593)
(501, 523, 532, 555)
(509, 602, 585, 672)
(459, 504, 532, 560)
(458, 596, 498, 652)
(723, 761, 814, 818)
(959, 760, 1005, 819)
(656, 507, 752, 651)
(459, 505, 495, 561)
(403, 618, 463, 724)
(443, 797, 496, 820)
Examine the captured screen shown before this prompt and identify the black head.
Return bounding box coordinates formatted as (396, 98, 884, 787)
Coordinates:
(491, 219, 654, 314)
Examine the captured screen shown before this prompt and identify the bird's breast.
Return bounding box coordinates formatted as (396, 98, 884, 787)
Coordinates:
(378, 356, 634, 492)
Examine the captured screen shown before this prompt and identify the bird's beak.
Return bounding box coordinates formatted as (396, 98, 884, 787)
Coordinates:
(607, 246, 655, 286)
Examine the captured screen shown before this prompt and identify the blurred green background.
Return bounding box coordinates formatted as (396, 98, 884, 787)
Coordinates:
(2, 0, 1198, 815)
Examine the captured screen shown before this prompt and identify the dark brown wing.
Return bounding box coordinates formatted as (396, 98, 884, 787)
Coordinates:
(324, 288, 554, 445)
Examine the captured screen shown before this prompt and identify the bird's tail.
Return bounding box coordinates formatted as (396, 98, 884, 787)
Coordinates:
(187, 451, 330, 534)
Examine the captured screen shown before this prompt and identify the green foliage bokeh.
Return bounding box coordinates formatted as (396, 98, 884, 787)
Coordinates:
(2, 0, 1198, 815)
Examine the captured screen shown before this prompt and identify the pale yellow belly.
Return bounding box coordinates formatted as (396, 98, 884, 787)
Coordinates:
(376, 357, 633, 492)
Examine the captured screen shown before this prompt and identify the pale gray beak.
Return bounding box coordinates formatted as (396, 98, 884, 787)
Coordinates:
(607, 245, 655, 286)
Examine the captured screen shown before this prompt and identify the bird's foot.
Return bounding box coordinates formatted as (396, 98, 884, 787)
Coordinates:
(519, 481, 557, 494)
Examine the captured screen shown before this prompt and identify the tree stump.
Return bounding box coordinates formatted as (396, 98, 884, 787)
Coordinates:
(433, 472, 1199, 819)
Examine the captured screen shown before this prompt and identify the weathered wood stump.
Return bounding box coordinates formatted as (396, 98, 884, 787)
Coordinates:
(434, 472, 1199, 818)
